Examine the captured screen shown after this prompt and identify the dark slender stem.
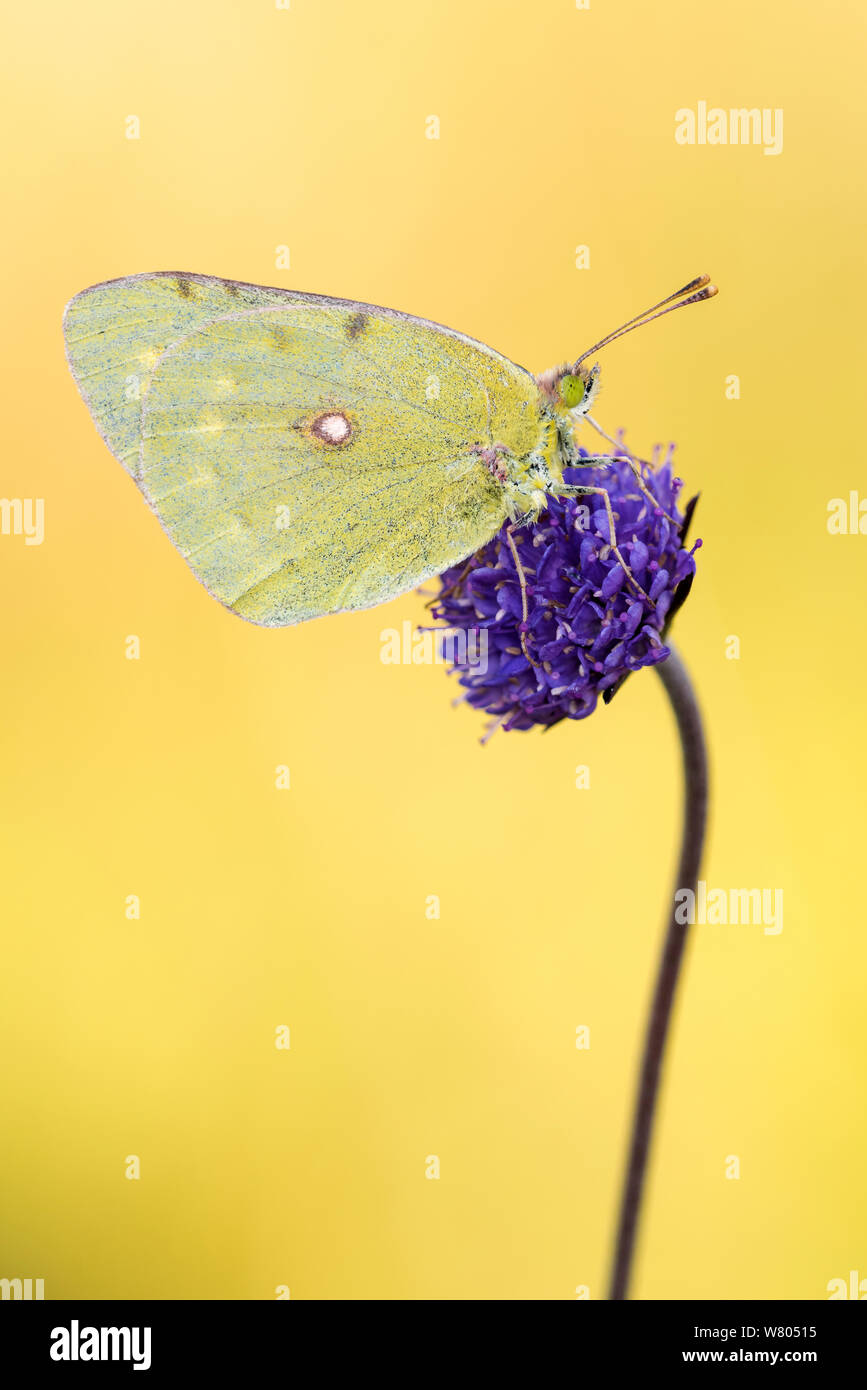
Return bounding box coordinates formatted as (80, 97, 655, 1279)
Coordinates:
(607, 645, 708, 1300)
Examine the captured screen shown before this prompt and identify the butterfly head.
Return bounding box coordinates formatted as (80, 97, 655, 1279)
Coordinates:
(536, 275, 718, 429)
(558, 362, 600, 415)
(536, 361, 601, 423)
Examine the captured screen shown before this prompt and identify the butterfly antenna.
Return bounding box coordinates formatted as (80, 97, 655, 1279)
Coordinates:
(573, 275, 718, 368)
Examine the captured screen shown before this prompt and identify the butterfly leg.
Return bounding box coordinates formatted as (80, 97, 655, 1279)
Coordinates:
(504, 523, 540, 667)
(427, 554, 475, 608)
(555, 478, 653, 603)
(582, 418, 681, 525)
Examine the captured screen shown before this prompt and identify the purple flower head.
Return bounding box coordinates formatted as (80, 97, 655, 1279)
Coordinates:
(430, 443, 701, 733)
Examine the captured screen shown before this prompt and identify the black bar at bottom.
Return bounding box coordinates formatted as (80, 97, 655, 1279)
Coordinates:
(0, 1298, 862, 1374)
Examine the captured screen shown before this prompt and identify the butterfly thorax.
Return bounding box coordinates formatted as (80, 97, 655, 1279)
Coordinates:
(495, 372, 596, 520)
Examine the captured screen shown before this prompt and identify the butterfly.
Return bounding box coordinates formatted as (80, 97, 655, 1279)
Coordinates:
(63, 272, 716, 627)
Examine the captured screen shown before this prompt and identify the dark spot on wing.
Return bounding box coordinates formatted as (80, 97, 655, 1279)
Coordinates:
(176, 277, 195, 299)
(224, 282, 240, 298)
(346, 312, 368, 340)
(272, 326, 293, 350)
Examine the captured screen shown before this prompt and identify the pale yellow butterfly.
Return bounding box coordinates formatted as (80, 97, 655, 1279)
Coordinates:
(63, 272, 715, 626)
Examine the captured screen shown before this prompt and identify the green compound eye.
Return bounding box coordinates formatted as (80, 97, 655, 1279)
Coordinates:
(558, 373, 586, 409)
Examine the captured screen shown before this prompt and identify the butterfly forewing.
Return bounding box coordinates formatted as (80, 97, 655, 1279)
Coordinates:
(65, 274, 543, 625)
(63, 274, 292, 476)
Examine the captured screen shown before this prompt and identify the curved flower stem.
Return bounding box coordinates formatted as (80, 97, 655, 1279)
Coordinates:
(607, 645, 708, 1300)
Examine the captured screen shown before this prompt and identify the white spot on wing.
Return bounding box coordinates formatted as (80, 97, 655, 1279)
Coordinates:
(315, 412, 351, 444)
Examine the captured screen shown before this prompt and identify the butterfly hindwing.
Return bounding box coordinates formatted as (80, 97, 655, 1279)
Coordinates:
(65, 274, 544, 625)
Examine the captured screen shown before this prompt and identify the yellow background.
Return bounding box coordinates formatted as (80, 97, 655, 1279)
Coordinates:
(1, 0, 864, 1300)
